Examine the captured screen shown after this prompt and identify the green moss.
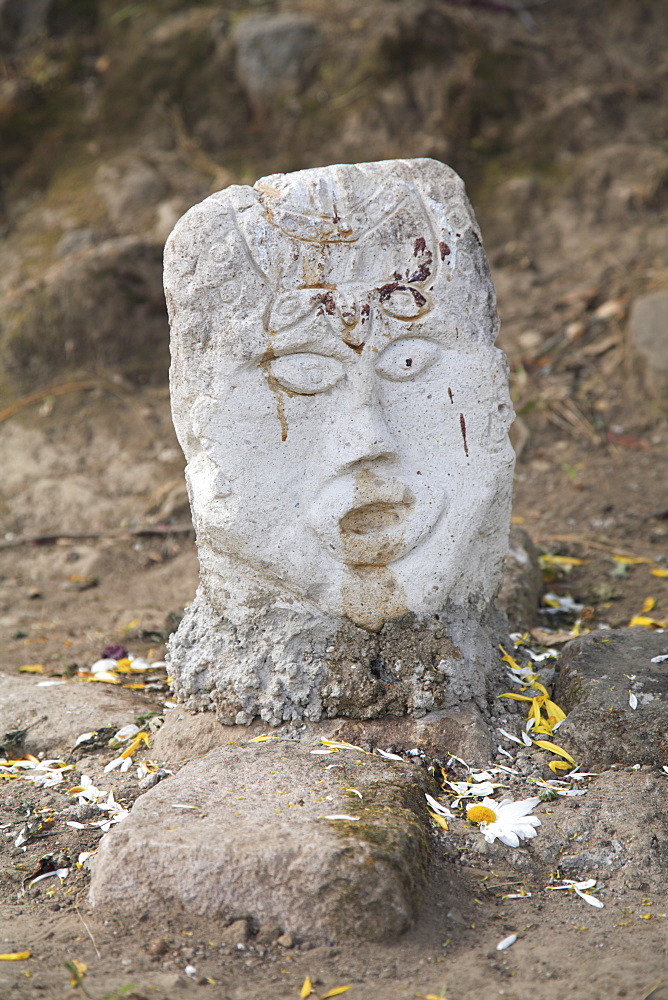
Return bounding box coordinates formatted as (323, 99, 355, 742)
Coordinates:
(324, 776, 433, 941)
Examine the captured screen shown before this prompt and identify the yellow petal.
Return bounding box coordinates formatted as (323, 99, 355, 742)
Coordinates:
(532, 740, 576, 765)
(320, 988, 352, 998)
(300, 976, 313, 998)
(544, 699, 567, 722)
(0, 952, 31, 961)
(499, 692, 535, 702)
(18, 664, 45, 673)
(548, 760, 572, 773)
(541, 555, 585, 566)
(629, 615, 668, 628)
(613, 555, 653, 565)
(641, 597, 657, 613)
(499, 645, 521, 670)
(650, 568, 668, 578)
(248, 734, 277, 743)
(428, 810, 449, 830)
(120, 731, 150, 759)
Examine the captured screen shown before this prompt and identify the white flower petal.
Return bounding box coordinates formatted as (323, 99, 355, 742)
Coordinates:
(74, 732, 96, 747)
(424, 793, 454, 818)
(114, 724, 140, 741)
(496, 933, 517, 951)
(574, 886, 604, 908)
(103, 757, 124, 773)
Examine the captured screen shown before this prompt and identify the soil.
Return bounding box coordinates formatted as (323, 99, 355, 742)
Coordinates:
(1, 0, 668, 997)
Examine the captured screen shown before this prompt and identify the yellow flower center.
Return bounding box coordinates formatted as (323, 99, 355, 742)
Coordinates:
(467, 805, 497, 825)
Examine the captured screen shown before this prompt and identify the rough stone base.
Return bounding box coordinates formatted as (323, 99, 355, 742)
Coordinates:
(167, 593, 510, 726)
(88, 742, 434, 943)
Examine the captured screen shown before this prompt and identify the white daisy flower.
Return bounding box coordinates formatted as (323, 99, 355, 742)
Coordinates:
(466, 796, 541, 847)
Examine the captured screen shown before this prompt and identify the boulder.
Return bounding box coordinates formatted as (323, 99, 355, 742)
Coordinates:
(89, 741, 433, 943)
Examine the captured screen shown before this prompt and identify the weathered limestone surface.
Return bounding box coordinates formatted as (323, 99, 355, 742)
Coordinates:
(88, 742, 433, 942)
(165, 158, 515, 725)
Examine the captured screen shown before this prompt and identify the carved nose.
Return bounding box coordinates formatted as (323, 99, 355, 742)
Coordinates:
(333, 388, 398, 471)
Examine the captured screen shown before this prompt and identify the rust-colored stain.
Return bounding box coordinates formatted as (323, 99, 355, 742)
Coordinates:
(448, 387, 454, 404)
(318, 291, 336, 315)
(259, 346, 288, 443)
(338, 470, 410, 631)
(439, 241, 451, 260)
(459, 412, 469, 457)
(413, 236, 427, 256)
(343, 338, 365, 354)
(408, 262, 431, 283)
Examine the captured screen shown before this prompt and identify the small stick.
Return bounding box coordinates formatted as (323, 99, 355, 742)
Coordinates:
(74, 904, 102, 961)
(0, 380, 121, 425)
(0, 523, 194, 551)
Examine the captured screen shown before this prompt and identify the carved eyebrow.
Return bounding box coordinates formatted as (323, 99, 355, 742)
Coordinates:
(267, 324, 351, 361)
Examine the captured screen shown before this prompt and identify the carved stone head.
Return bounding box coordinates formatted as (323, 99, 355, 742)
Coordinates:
(165, 159, 514, 635)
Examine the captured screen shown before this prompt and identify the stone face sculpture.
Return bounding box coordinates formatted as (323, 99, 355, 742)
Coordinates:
(165, 158, 515, 725)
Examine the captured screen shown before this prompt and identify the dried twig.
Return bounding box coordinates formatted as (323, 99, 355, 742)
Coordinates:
(0, 523, 194, 551)
(0, 380, 122, 425)
(74, 905, 102, 961)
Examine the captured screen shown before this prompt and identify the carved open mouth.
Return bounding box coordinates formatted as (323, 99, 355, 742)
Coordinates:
(339, 500, 411, 536)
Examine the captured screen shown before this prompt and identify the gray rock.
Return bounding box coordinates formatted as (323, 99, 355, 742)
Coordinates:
(497, 524, 543, 629)
(0, 673, 153, 756)
(220, 918, 250, 946)
(95, 155, 169, 231)
(0, 0, 52, 53)
(88, 742, 433, 943)
(553, 626, 668, 767)
(0, 236, 168, 388)
(55, 228, 97, 258)
(232, 14, 321, 113)
(629, 290, 668, 400)
(530, 771, 668, 889)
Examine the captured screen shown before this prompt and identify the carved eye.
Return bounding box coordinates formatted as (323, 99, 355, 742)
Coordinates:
(375, 338, 442, 382)
(269, 353, 345, 395)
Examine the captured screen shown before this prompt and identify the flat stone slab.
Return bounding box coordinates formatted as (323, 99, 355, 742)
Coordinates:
(150, 700, 494, 768)
(88, 742, 433, 943)
(553, 627, 668, 767)
(0, 673, 153, 756)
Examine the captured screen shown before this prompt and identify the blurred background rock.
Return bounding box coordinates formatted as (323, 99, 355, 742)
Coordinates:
(1, 0, 665, 393)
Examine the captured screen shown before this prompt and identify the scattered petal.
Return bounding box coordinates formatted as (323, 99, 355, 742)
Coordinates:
(629, 692, 638, 710)
(29, 868, 69, 887)
(424, 794, 454, 818)
(74, 732, 96, 748)
(496, 933, 517, 951)
(322, 814, 359, 821)
(0, 952, 31, 961)
(103, 757, 125, 773)
(113, 724, 140, 741)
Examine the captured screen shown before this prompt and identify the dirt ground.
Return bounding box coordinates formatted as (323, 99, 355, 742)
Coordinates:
(1, 0, 668, 997)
